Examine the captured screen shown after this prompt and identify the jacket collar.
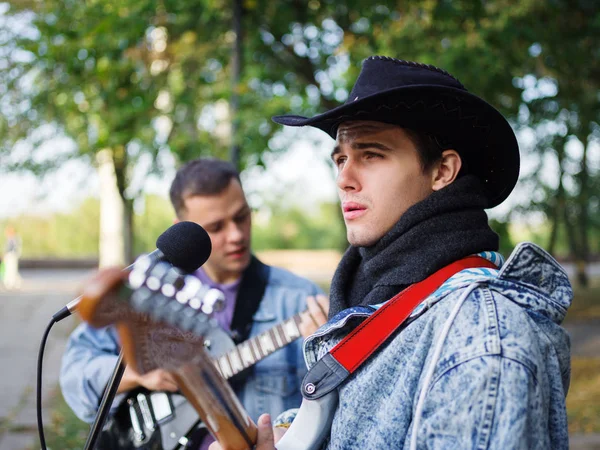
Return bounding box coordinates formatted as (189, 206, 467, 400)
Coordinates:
(493, 242, 572, 324)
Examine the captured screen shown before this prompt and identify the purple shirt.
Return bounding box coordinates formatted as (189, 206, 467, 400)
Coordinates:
(193, 267, 241, 450)
(194, 267, 241, 331)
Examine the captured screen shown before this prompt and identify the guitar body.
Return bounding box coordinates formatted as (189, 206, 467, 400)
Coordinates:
(97, 390, 200, 450)
(79, 262, 303, 450)
(97, 395, 164, 450)
(97, 322, 239, 450)
(275, 393, 338, 450)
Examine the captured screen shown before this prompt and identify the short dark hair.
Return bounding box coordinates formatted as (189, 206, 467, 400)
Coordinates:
(169, 158, 241, 218)
(404, 129, 468, 176)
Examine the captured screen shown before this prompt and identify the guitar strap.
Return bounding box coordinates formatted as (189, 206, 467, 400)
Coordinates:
(301, 256, 497, 400)
(228, 255, 271, 389)
(230, 255, 271, 344)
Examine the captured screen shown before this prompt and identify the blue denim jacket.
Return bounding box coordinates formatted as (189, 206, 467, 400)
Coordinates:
(302, 243, 571, 449)
(60, 265, 322, 423)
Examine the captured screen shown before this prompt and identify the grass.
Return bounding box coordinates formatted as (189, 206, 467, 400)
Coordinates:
(567, 357, 600, 434)
(565, 279, 600, 322)
(38, 391, 88, 450)
(564, 278, 600, 434)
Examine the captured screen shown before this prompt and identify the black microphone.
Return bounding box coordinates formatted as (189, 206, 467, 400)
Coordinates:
(52, 221, 212, 322)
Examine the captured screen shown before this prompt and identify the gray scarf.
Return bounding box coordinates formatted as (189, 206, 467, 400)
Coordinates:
(329, 175, 499, 318)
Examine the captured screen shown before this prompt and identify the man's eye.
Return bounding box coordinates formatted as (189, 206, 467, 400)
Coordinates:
(365, 152, 382, 159)
(206, 224, 222, 233)
(235, 212, 250, 223)
(335, 156, 347, 166)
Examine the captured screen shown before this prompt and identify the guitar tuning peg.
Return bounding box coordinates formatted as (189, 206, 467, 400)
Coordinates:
(176, 275, 203, 304)
(132, 254, 153, 274)
(130, 286, 156, 314)
(146, 262, 171, 292)
(128, 269, 146, 290)
(201, 289, 226, 314)
(160, 266, 185, 298)
(188, 297, 202, 310)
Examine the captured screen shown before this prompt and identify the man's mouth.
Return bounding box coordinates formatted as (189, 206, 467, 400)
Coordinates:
(342, 202, 367, 220)
(226, 247, 247, 259)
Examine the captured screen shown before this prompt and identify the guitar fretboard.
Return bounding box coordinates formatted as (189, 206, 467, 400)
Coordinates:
(213, 313, 303, 379)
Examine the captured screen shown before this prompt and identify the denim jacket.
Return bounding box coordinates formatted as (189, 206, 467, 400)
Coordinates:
(302, 243, 571, 450)
(60, 265, 322, 424)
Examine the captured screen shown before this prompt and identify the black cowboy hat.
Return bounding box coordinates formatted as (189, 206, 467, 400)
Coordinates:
(272, 56, 520, 208)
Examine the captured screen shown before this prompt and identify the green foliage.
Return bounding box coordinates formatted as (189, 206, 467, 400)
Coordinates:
(0, 198, 100, 257)
(1, 0, 598, 267)
(0, 195, 177, 258)
(565, 278, 600, 322)
(567, 357, 600, 434)
(252, 202, 345, 250)
(42, 390, 89, 450)
(0, 195, 347, 257)
(510, 3, 600, 279)
(132, 194, 177, 255)
(489, 218, 515, 257)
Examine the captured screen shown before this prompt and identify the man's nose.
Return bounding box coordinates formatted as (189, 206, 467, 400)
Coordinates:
(336, 160, 360, 192)
(226, 222, 244, 242)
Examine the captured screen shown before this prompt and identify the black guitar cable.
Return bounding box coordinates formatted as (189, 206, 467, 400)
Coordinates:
(37, 301, 76, 450)
(37, 316, 57, 450)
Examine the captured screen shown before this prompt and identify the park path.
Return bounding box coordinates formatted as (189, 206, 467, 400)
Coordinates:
(0, 267, 598, 449)
(0, 269, 92, 450)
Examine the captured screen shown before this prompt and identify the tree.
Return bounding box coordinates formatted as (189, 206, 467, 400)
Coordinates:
(1, 0, 597, 273)
(518, 1, 600, 285)
(0, 0, 232, 264)
(0, 0, 362, 260)
(308, 0, 599, 281)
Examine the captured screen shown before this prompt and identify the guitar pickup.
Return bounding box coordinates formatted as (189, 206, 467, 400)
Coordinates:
(149, 392, 174, 424)
(137, 393, 156, 431)
(127, 398, 145, 443)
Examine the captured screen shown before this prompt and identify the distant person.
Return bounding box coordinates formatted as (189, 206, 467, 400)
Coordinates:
(60, 158, 329, 449)
(3, 226, 22, 290)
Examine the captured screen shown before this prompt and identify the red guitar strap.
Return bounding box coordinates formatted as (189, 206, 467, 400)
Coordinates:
(301, 256, 497, 400)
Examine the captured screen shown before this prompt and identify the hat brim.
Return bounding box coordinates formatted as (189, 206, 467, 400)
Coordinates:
(273, 85, 519, 208)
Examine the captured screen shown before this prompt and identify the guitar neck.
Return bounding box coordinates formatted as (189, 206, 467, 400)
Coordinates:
(214, 312, 303, 379)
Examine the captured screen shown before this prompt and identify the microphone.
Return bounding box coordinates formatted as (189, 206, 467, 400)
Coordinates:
(52, 221, 212, 322)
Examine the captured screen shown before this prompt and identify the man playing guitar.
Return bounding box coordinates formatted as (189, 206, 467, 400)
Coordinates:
(210, 56, 572, 449)
(60, 157, 329, 449)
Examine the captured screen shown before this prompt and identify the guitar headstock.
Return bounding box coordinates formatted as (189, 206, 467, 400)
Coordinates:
(78, 256, 226, 373)
(126, 255, 226, 334)
(77, 257, 258, 450)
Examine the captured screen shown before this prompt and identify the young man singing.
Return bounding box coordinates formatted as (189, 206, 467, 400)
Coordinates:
(212, 57, 572, 449)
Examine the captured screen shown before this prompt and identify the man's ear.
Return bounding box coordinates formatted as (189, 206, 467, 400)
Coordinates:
(431, 150, 462, 191)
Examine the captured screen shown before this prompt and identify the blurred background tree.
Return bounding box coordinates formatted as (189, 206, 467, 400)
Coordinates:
(0, 0, 598, 282)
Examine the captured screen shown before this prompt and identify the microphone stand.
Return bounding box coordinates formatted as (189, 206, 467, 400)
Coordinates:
(84, 351, 126, 450)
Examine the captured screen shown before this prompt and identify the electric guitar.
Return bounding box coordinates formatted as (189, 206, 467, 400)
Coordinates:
(77, 255, 325, 450)
(79, 253, 488, 450)
(104, 301, 307, 450)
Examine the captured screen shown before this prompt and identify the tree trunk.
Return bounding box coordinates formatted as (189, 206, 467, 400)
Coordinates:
(563, 202, 580, 267)
(547, 203, 559, 255)
(112, 145, 134, 264)
(547, 145, 566, 255)
(96, 148, 133, 268)
(230, 0, 243, 169)
(574, 133, 590, 287)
